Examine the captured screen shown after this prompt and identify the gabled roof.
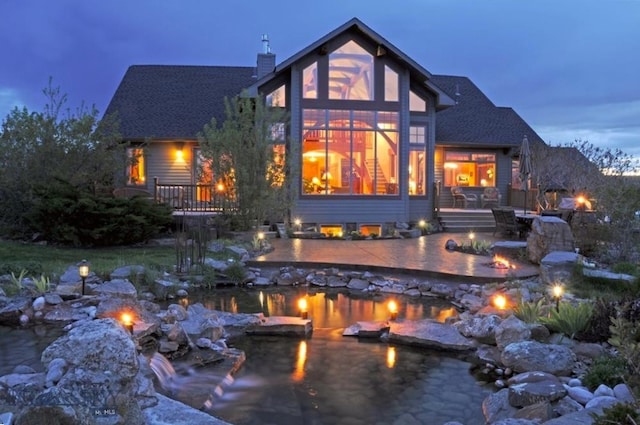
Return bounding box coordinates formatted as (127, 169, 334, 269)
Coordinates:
(104, 65, 255, 140)
(430, 75, 544, 149)
(247, 17, 455, 109)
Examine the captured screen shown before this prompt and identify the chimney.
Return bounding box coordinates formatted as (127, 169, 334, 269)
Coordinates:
(256, 34, 276, 79)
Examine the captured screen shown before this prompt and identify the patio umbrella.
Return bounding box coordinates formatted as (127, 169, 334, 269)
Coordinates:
(519, 135, 533, 214)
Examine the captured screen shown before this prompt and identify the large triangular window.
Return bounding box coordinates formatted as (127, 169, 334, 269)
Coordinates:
(329, 41, 374, 100)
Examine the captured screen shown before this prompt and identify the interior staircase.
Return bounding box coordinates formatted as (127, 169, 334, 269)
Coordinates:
(364, 160, 388, 194)
(437, 209, 496, 233)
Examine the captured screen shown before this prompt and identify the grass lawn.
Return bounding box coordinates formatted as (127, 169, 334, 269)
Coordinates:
(0, 240, 177, 279)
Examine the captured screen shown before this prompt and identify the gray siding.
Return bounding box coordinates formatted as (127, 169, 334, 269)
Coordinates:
(146, 141, 195, 187)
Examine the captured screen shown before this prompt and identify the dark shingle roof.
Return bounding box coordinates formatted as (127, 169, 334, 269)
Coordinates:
(104, 65, 256, 139)
(430, 75, 544, 148)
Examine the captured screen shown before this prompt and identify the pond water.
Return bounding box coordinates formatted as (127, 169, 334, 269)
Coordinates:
(0, 288, 494, 425)
(163, 287, 494, 425)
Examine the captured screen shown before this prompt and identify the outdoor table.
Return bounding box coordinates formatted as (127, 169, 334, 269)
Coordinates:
(516, 213, 538, 233)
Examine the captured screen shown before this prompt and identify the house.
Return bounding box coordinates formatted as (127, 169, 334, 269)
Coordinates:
(105, 17, 545, 234)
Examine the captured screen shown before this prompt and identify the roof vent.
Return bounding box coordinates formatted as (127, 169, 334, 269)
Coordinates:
(455, 84, 461, 105)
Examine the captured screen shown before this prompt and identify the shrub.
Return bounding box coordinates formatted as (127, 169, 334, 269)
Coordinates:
(27, 180, 173, 246)
(540, 302, 594, 339)
(33, 274, 51, 294)
(590, 402, 639, 425)
(582, 355, 628, 391)
(577, 298, 618, 343)
(224, 262, 246, 285)
(513, 298, 546, 324)
(612, 262, 639, 276)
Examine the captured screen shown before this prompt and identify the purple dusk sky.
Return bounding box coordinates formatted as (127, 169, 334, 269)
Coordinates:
(1, 0, 639, 161)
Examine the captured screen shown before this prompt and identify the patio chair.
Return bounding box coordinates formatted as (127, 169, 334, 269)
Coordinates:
(492, 207, 527, 238)
(481, 187, 502, 208)
(451, 186, 477, 208)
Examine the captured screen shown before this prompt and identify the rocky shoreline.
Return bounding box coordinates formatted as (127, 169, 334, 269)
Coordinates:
(0, 241, 637, 424)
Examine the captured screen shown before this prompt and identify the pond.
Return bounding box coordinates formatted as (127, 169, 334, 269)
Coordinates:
(0, 287, 494, 425)
(162, 287, 494, 425)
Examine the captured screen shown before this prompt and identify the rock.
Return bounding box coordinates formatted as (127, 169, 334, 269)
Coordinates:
(507, 371, 561, 386)
(176, 289, 188, 298)
(143, 393, 231, 425)
(152, 279, 175, 300)
(41, 318, 138, 380)
(482, 388, 519, 424)
(93, 279, 138, 299)
(593, 384, 614, 398)
(459, 293, 485, 313)
(204, 259, 228, 271)
(582, 268, 636, 283)
(326, 275, 347, 288)
(13, 403, 94, 425)
(226, 245, 248, 258)
(342, 321, 390, 338)
(527, 217, 575, 264)
(346, 278, 369, 290)
(0, 296, 31, 325)
(179, 303, 225, 340)
(539, 251, 581, 286)
(275, 268, 306, 286)
(110, 264, 145, 280)
(445, 239, 458, 250)
(495, 315, 531, 350)
(613, 383, 635, 403)
(167, 304, 189, 321)
(388, 319, 475, 351)
(584, 395, 618, 410)
(501, 341, 576, 375)
(32, 296, 46, 311)
(552, 395, 583, 416)
(455, 314, 502, 345)
(45, 358, 67, 387)
(512, 400, 554, 422)
(430, 283, 454, 298)
(567, 387, 594, 406)
(508, 380, 567, 407)
(44, 293, 63, 305)
(12, 365, 36, 374)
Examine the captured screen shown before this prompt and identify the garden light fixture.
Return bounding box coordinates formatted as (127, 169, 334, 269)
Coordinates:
(78, 260, 90, 296)
(552, 284, 564, 312)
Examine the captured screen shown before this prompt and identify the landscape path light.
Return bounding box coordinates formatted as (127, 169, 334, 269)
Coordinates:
(78, 260, 90, 296)
(552, 284, 564, 312)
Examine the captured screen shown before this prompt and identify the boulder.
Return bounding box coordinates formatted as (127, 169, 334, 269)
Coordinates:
(455, 314, 502, 345)
(0, 296, 31, 325)
(110, 265, 145, 281)
(93, 279, 138, 300)
(508, 380, 567, 407)
(495, 315, 531, 350)
(388, 319, 475, 351)
(539, 251, 582, 286)
(527, 216, 574, 264)
(482, 388, 519, 424)
(501, 341, 576, 376)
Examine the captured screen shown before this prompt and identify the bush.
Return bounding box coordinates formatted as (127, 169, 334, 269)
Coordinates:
(590, 402, 639, 425)
(223, 262, 246, 284)
(582, 355, 628, 391)
(513, 298, 546, 324)
(540, 302, 594, 340)
(577, 298, 618, 343)
(27, 180, 173, 247)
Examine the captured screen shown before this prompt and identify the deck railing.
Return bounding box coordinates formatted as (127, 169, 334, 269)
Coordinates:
(153, 178, 236, 212)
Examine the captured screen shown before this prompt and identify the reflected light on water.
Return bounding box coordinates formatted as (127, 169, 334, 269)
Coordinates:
(432, 306, 458, 323)
(386, 346, 396, 369)
(292, 340, 307, 382)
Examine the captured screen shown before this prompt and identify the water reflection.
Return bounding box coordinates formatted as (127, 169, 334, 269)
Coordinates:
(196, 287, 455, 327)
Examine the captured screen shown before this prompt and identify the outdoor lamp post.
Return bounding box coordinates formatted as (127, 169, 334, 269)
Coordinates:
(552, 284, 564, 312)
(78, 260, 90, 296)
